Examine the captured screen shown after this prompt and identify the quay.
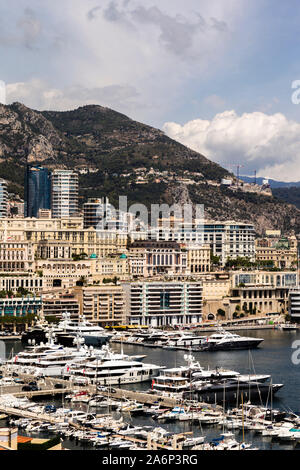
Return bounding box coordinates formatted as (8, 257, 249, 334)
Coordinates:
(0, 336, 22, 341)
(193, 324, 280, 333)
(111, 432, 194, 450)
(0, 372, 222, 413)
(0, 404, 66, 424)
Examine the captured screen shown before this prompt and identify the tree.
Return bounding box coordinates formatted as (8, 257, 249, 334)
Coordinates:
(210, 252, 220, 266)
(217, 308, 226, 317)
(76, 276, 87, 286)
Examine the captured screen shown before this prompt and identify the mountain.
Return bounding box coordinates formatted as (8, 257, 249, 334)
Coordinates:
(241, 175, 300, 188)
(272, 187, 300, 209)
(0, 101, 300, 235)
(241, 176, 300, 209)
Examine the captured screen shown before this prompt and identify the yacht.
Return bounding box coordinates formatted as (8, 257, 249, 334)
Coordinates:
(203, 328, 264, 351)
(151, 354, 270, 396)
(8, 334, 147, 378)
(21, 317, 52, 345)
(163, 333, 207, 349)
(66, 357, 163, 385)
(21, 313, 113, 347)
(54, 314, 113, 346)
(279, 323, 298, 331)
(184, 378, 284, 404)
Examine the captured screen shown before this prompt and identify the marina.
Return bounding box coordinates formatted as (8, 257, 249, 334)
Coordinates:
(0, 327, 300, 450)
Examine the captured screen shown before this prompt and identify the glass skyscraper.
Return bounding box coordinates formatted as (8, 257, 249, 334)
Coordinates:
(24, 165, 51, 218)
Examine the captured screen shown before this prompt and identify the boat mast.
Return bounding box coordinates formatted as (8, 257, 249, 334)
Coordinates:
(241, 392, 244, 443)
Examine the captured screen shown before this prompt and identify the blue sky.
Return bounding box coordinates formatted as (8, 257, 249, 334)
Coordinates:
(1, 0, 300, 180)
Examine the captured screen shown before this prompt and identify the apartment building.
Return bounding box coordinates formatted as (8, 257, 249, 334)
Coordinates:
(185, 243, 211, 273)
(0, 241, 34, 272)
(130, 220, 255, 266)
(0, 296, 42, 317)
(73, 285, 125, 326)
(42, 292, 80, 320)
(289, 288, 300, 321)
(128, 240, 188, 278)
(24, 165, 51, 218)
(51, 170, 79, 218)
(0, 179, 8, 218)
(0, 274, 43, 294)
(122, 281, 203, 326)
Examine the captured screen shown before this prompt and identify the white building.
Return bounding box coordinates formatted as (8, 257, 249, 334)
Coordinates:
(0, 180, 8, 218)
(51, 170, 79, 218)
(123, 281, 203, 326)
(289, 288, 300, 321)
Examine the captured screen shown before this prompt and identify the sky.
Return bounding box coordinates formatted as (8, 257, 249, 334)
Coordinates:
(1, 0, 300, 180)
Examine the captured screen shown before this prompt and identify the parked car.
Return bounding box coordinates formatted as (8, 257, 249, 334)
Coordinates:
(21, 385, 39, 392)
(14, 379, 25, 384)
(97, 385, 108, 392)
(44, 405, 56, 413)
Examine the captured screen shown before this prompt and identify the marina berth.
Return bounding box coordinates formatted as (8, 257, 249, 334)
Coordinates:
(111, 327, 264, 352)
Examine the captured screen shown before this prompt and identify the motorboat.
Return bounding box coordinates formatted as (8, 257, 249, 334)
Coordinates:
(184, 378, 284, 404)
(203, 328, 264, 351)
(66, 356, 163, 385)
(21, 313, 113, 347)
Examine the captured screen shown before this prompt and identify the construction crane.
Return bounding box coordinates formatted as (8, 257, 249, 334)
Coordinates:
(223, 163, 244, 187)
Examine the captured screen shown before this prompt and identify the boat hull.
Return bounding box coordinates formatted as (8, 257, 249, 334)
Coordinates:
(184, 383, 283, 404)
(202, 339, 264, 351)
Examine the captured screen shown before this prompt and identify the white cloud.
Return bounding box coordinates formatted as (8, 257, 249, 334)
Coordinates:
(163, 110, 300, 182)
(0, 0, 246, 124)
(6, 79, 140, 112)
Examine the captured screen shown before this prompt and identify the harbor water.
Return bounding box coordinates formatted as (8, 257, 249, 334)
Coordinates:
(1, 328, 300, 450)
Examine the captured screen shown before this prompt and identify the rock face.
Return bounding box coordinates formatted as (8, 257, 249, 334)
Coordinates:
(0, 102, 63, 162)
(0, 101, 299, 234)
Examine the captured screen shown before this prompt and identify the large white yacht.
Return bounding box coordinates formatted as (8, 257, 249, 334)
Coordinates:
(66, 357, 163, 385)
(163, 332, 207, 349)
(54, 313, 113, 347)
(21, 313, 113, 347)
(8, 334, 147, 378)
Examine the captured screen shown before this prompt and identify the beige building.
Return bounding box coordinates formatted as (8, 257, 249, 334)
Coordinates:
(91, 254, 129, 281)
(42, 291, 80, 320)
(201, 270, 298, 320)
(0, 273, 43, 294)
(255, 234, 298, 269)
(128, 240, 188, 278)
(36, 254, 129, 290)
(73, 285, 126, 326)
(0, 217, 127, 259)
(185, 243, 211, 274)
(0, 241, 34, 272)
(36, 259, 93, 290)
